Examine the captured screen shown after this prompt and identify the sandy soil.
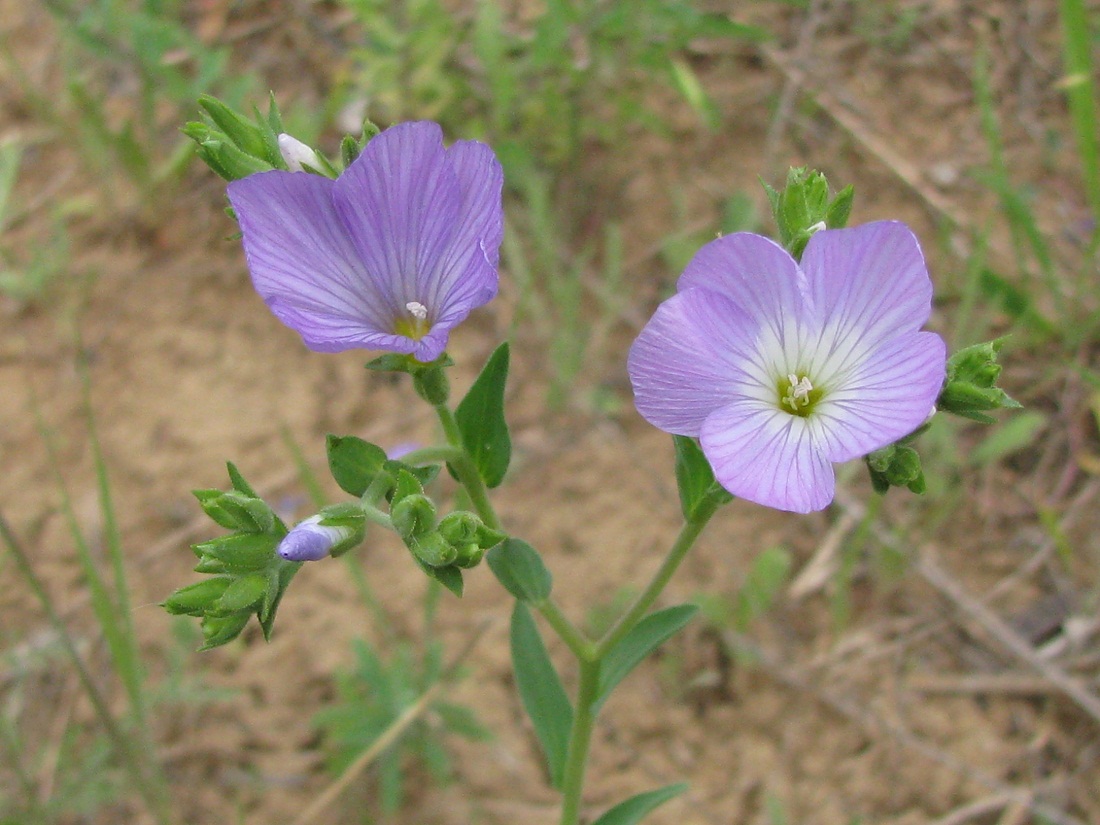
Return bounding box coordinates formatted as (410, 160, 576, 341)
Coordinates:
(1, 2, 1098, 824)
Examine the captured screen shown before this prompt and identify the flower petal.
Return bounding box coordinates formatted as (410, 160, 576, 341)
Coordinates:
(802, 221, 933, 348)
(628, 287, 763, 436)
(700, 402, 836, 513)
(227, 170, 396, 351)
(427, 139, 504, 319)
(333, 121, 463, 321)
(678, 233, 811, 344)
(813, 330, 946, 461)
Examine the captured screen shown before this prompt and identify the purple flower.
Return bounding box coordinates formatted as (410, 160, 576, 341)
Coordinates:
(227, 121, 504, 362)
(277, 515, 353, 562)
(628, 221, 946, 514)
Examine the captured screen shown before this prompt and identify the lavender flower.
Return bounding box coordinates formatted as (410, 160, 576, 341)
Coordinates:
(277, 515, 353, 562)
(628, 221, 946, 514)
(227, 121, 504, 362)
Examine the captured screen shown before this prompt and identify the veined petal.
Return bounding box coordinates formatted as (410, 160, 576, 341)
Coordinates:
(701, 402, 835, 514)
(227, 170, 394, 350)
(628, 287, 763, 436)
(426, 139, 504, 319)
(678, 233, 812, 344)
(813, 330, 946, 461)
(333, 121, 463, 320)
(802, 221, 933, 348)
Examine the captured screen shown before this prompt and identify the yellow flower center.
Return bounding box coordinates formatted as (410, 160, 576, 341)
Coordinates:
(777, 372, 823, 417)
(394, 301, 431, 340)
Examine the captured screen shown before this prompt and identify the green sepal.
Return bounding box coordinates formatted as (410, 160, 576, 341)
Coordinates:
(365, 352, 454, 374)
(188, 132, 273, 181)
(487, 538, 552, 604)
(453, 342, 512, 488)
(865, 442, 926, 495)
(510, 602, 572, 789)
(316, 504, 368, 557)
(199, 611, 251, 651)
(258, 559, 301, 641)
(412, 364, 451, 405)
(594, 604, 699, 712)
(589, 783, 690, 825)
(209, 572, 268, 616)
(198, 94, 276, 167)
(192, 489, 241, 530)
(762, 167, 854, 260)
(938, 339, 1021, 423)
(192, 532, 279, 572)
(383, 458, 440, 491)
(672, 436, 733, 521)
(226, 462, 260, 498)
(391, 469, 425, 504)
(326, 434, 388, 497)
(265, 92, 284, 135)
(409, 556, 464, 596)
(192, 555, 229, 574)
(406, 532, 458, 568)
(194, 490, 276, 534)
(161, 577, 233, 616)
(391, 494, 436, 540)
(340, 134, 361, 169)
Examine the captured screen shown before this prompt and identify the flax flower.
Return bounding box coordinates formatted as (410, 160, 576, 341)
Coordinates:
(628, 221, 946, 514)
(227, 121, 504, 362)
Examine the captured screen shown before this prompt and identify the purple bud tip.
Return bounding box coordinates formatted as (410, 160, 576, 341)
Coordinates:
(278, 516, 343, 562)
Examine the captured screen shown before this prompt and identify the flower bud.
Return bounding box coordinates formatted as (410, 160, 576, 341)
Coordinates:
(390, 494, 436, 540)
(437, 511, 481, 546)
(407, 532, 458, 568)
(278, 515, 356, 562)
(454, 543, 485, 569)
(278, 133, 323, 173)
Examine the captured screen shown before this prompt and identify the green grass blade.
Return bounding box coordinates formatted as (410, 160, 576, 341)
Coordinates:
(0, 513, 173, 825)
(1058, 0, 1100, 231)
(78, 354, 146, 728)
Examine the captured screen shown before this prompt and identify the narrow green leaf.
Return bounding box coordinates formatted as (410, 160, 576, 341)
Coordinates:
(327, 434, 388, 497)
(487, 538, 552, 603)
(510, 602, 572, 789)
(673, 436, 732, 519)
(673, 435, 711, 520)
(595, 604, 698, 711)
(454, 342, 511, 487)
(590, 783, 689, 825)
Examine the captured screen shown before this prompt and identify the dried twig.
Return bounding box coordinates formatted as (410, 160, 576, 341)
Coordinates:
(290, 620, 490, 825)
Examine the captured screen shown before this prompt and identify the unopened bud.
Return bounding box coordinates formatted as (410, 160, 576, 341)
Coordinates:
(278, 515, 352, 562)
(391, 494, 436, 540)
(278, 133, 322, 173)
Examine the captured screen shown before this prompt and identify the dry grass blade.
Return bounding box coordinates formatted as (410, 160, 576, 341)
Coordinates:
(916, 550, 1100, 726)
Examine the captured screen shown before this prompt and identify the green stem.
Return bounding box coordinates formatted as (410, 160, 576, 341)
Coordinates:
(596, 498, 721, 659)
(557, 657, 602, 825)
(555, 499, 722, 825)
(433, 403, 503, 531)
(538, 597, 595, 662)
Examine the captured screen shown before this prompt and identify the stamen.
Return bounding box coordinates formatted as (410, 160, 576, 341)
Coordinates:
(406, 301, 428, 320)
(782, 374, 814, 412)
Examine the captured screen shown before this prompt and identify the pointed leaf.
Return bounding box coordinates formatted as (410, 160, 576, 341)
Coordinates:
(590, 783, 689, 825)
(595, 604, 698, 711)
(327, 435, 388, 497)
(487, 538, 552, 603)
(510, 602, 573, 789)
(454, 342, 511, 487)
(673, 436, 732, 520)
